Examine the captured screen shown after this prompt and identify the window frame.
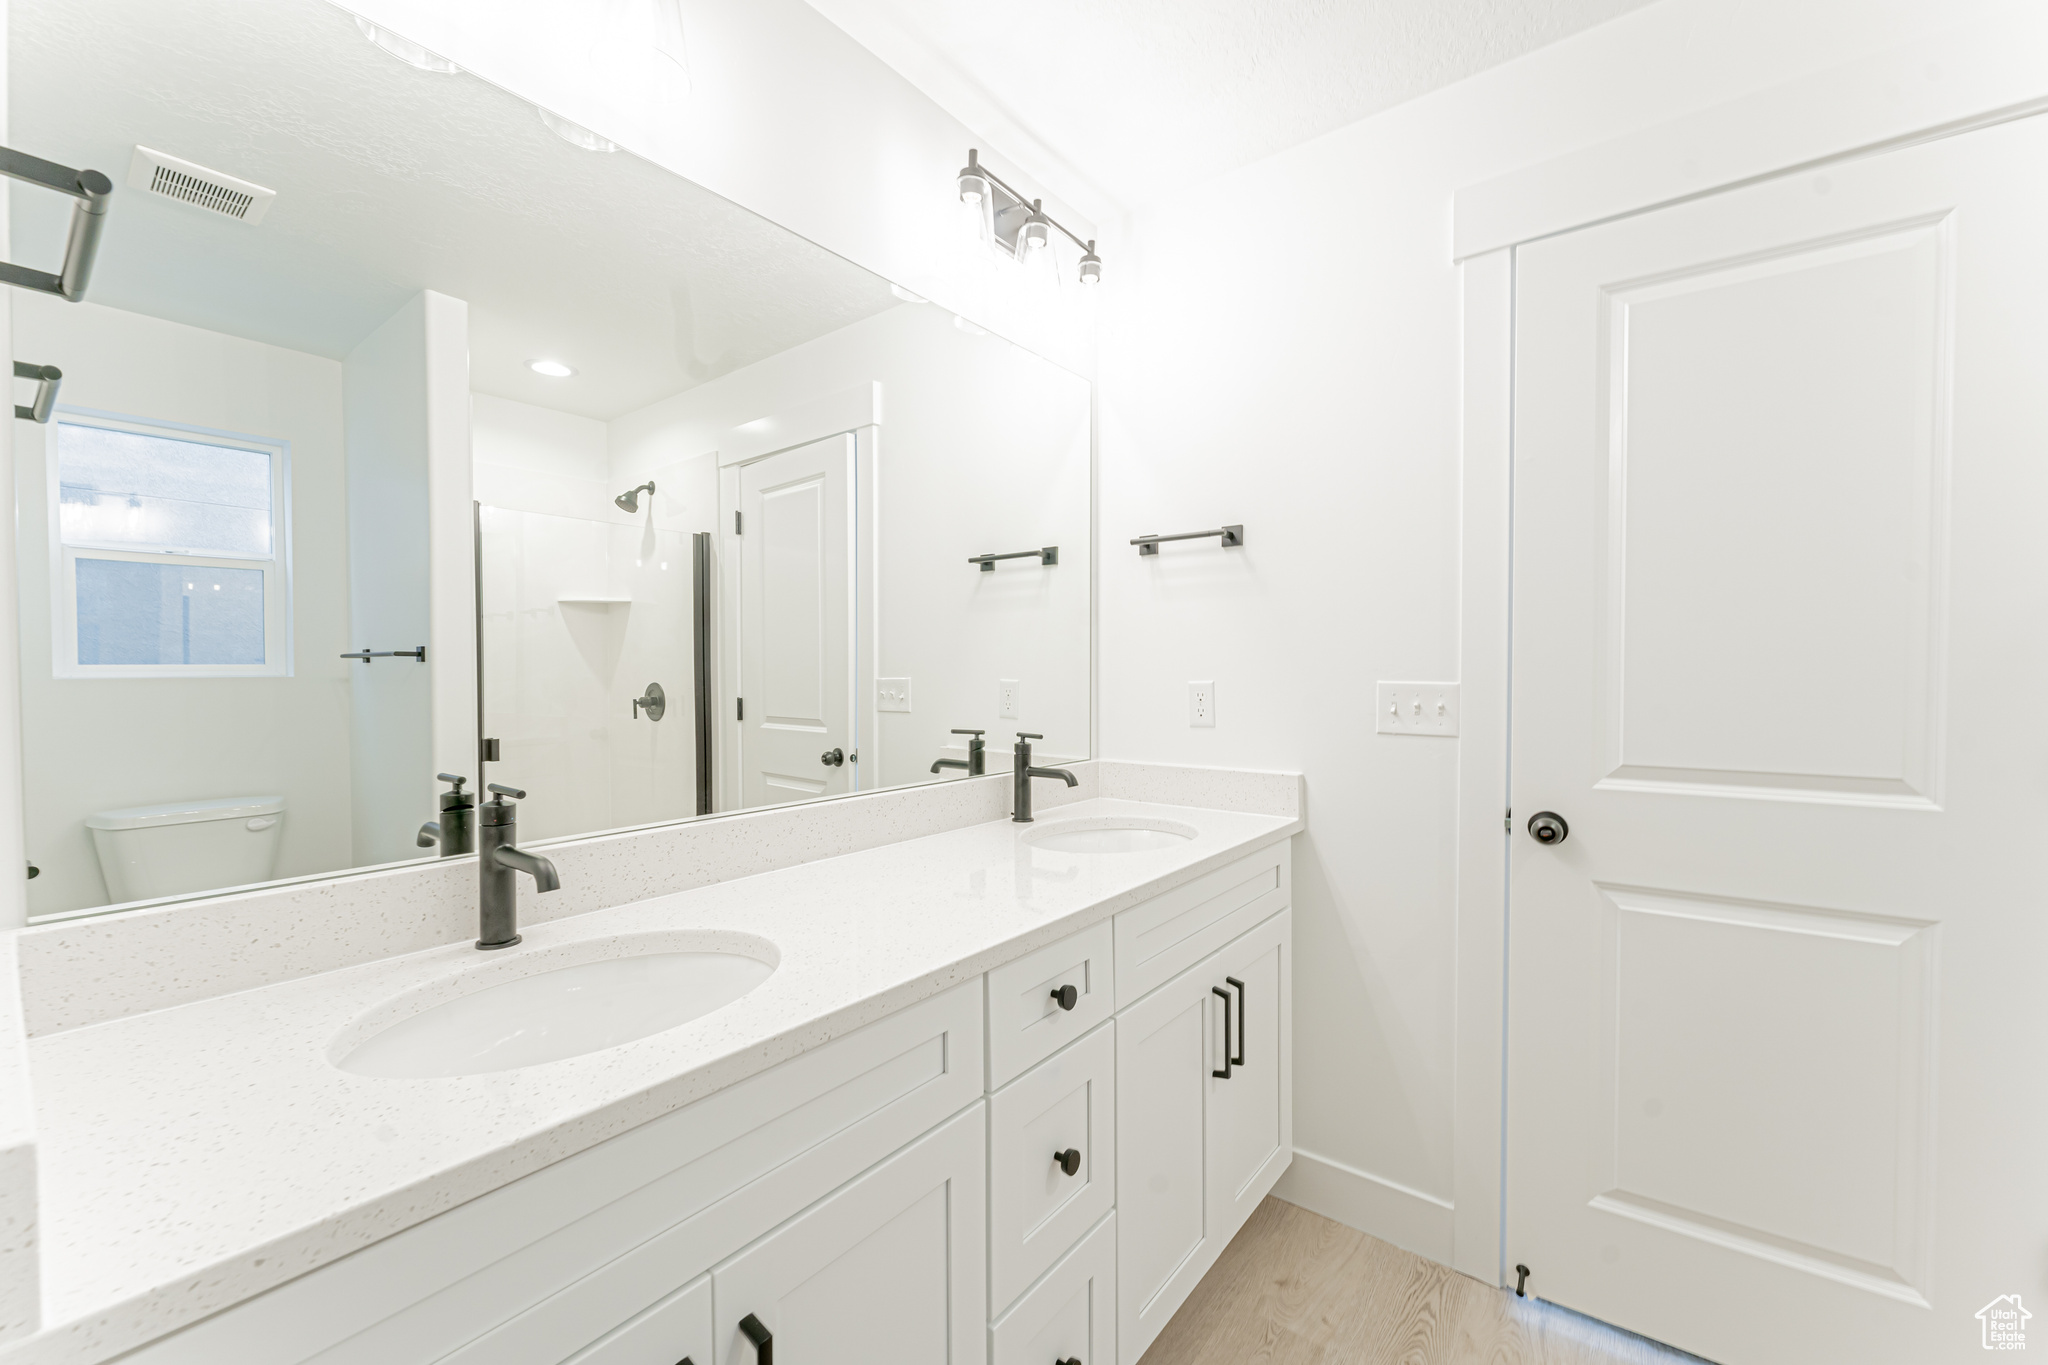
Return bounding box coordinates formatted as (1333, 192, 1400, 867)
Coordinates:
(47, 407, 293, 679)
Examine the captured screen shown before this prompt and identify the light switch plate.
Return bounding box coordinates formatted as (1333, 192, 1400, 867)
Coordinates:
(998, 679, 1020, 719)
(877, 678, 911, 713)
(1189, 681, 1216, 727)
(1377, 681, 1459, 736)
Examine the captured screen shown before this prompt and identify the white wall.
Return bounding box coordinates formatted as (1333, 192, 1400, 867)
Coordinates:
(14, 297, 353, 915)
(1096, 0, 2018, 1257)
(609, 302, 1091, 789)
(343, 292, 471, 866)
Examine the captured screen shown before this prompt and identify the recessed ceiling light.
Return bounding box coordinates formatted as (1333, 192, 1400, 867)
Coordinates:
(528, 359, 575, 378)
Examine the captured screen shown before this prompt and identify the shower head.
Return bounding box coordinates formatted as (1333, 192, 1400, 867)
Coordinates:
(614, 480, 655, 513)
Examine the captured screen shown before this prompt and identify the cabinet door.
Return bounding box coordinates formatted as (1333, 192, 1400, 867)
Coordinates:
(1113, 963, 1217, 1363)
(712, 1104, 986, 1365)
(1115, 908, 1292, 1365)
(1205, 910, 1291, 1241)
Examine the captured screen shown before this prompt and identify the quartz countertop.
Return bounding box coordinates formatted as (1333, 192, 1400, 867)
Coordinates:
(7, 796, 1298, 1365)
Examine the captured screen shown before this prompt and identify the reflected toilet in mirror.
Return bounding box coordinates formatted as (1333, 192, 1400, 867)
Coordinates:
(10, 0, 1091, 920)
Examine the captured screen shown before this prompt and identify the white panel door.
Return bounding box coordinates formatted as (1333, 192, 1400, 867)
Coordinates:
(1509, 116, 2048, 1365)
(737, 435, 854, 807)
(712, 1103, 986, 1365)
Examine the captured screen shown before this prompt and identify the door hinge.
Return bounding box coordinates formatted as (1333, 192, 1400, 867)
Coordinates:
(1504, 805, 1512, 834)
(734, 510, 743, 535)
(737, 697, 744, 721)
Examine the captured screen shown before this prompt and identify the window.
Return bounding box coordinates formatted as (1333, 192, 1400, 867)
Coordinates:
(49, 412, 289, 678)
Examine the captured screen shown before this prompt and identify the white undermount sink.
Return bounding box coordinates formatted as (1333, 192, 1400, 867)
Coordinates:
(333, 933, 777, 1079)
(1023, 817, 1199, 855)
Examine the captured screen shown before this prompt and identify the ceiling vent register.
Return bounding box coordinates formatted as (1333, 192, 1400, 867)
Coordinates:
(125, 146, 276, 224)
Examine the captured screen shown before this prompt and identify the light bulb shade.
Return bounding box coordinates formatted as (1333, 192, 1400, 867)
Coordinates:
(1022, 213, 1051, 251)
(957, 165, 988, 204)
(539, 108, 619, 152)
(1078, 250, 1101, 284)
(355, 17, 459, 73)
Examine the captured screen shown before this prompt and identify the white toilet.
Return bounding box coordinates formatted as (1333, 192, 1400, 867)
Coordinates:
(86, 796, 286, 905)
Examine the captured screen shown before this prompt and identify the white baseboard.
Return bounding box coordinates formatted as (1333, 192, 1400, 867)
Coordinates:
(1272, 1147, 1456, 1265)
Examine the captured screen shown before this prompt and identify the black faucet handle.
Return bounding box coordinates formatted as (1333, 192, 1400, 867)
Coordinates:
(1016, 732, 1043, 742)
(436, 772, 467, 792)
(487, 782, 527, 801)
(950, 728, 986, 737)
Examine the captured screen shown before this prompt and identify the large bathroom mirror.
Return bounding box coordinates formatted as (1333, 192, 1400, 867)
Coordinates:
(11, 0, 1092, 920)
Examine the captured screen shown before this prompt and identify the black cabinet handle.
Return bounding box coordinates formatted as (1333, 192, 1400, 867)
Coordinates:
(740, 1313, 772, 1365)
(675, 1357, 696, 1365)
(1050, 983, 1079, 1011)
(1057, 1358, 1082, 1365)
(1211, 986, 1233, 1079)
(1055, 1146, 1082, 1176)
(1226, 976, 1246, 1068)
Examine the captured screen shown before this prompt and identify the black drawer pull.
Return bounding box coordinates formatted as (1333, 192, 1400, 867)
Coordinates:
(1057, 1358, 1082, 1365)
(1226, 975, 1246, 1067)
(1055, 1146, 1082, 1176)
(1211, 986, 1233, 1079)
(740, 1313, 772, 1365)
(1051, 982, 1079, 1011)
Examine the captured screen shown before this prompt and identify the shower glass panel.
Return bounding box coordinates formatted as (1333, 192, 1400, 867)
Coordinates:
(478, 505, 698, 842)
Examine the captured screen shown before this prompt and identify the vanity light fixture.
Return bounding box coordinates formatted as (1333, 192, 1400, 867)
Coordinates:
(528, 359, 575, 378)
(954, 149, 1102, 285)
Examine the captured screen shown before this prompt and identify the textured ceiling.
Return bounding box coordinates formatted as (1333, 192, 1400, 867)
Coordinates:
(804, 0, 1663, 214)
(12, 0, 896, 419)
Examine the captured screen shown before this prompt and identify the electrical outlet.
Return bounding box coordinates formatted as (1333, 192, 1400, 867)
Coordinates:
(877, 678, 911, 713)
(1189, 680, 1216, 728)
(999, 679, 1020, 719)
(1376, 681, 1459, 736)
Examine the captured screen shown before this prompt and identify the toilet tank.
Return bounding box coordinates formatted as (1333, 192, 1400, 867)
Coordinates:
(86, 796, 286, 906)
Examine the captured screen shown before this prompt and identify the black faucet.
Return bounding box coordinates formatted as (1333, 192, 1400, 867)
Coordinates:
(476, 783, 560, 949)
(931, 728, 988, 775)
(1011, 732, 1077, 823)
(415, 773, 476, 857)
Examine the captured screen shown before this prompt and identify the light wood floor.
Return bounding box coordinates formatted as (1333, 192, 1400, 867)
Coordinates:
(1138, 1198, 1707, 1365)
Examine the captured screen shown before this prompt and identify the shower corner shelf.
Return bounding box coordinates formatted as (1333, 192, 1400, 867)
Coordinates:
(557, 595, 633, 605)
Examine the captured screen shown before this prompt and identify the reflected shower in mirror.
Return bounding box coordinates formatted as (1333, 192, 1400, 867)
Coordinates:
(10, 0, 1091, 921)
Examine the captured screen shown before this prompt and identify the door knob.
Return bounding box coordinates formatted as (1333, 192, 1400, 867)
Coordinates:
(1050, 983, 1079, 1011)
(820, 747, 844, 767)
(1054, 1147, 1082, 1176)
(1527, 811, 1569, 844)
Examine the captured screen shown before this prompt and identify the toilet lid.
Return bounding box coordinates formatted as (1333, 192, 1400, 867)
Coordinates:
(86, 796, 285, 831)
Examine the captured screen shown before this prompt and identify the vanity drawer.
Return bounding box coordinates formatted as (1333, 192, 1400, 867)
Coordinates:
(990, 1212, 1116, 1365)
(989, 1020, 1116, 1313)
(1114, 843, 1288, 1004)
(558, 1273, 710, 1365)
(987, 918, 1114, 1089)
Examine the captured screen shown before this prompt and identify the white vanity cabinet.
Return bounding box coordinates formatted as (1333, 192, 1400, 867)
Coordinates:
(119, 836, 1293, 1365)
